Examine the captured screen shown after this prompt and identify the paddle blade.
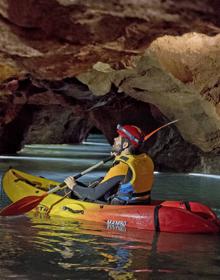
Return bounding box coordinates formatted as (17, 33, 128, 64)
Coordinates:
(0, 194, 47, 216)
(144, 119, 179, 141)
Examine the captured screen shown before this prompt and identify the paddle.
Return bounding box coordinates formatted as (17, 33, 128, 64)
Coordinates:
(0, 119, 178, 216)
(0, 155, 114, 216)
(143, 119, 179, 141)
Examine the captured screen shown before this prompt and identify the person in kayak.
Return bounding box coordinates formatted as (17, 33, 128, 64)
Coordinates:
(64, 124, 154, 204)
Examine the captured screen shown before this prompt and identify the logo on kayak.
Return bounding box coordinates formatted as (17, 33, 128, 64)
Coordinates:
(106, 220, 127, 232)
(35, 204, 49, 214)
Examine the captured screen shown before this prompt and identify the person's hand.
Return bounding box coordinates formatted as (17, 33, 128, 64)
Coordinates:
(64, 176, 77, 190)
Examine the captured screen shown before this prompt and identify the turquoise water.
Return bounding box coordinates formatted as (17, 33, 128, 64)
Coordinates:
(0, 135, 220, 279)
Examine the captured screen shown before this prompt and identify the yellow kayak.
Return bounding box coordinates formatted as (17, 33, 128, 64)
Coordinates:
(2, 168, 220, 234)
(2, 168, 106, 219)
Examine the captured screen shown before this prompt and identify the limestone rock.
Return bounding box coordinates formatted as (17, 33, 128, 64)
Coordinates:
(78, 33, 220, 153)
(23, 106, 92, 144)
(0, 0, 220, 172)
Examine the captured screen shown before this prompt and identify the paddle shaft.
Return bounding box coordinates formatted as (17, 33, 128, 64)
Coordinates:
(47, 154, 114, 194)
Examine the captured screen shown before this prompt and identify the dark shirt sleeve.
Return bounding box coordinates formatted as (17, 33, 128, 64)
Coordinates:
(73, 175, 125, 201)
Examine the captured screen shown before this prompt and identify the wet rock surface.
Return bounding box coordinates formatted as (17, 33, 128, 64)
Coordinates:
(0, 0, 220, 172)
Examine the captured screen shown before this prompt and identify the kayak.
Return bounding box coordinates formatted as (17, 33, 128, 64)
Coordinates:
(2, 168, 220, 234)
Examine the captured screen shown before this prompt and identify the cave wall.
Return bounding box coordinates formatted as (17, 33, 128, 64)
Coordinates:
(0, 0, 220, 173)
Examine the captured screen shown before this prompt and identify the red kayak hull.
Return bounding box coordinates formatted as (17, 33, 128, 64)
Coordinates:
(81, 201, 220, 234)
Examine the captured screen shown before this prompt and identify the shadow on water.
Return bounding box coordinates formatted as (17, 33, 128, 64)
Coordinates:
(0, 136, 220, 279)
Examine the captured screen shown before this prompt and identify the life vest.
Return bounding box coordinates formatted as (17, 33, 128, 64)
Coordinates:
(113, 153, 154, 203)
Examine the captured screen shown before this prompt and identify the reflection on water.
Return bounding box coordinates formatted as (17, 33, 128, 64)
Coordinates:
(0, 136, 220, 279)
(1, 215, 220, 280)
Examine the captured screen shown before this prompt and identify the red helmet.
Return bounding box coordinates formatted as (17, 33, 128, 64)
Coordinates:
(117, 124, 143, 147)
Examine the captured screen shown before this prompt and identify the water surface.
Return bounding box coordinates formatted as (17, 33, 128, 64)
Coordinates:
(0, 135, 220, 279)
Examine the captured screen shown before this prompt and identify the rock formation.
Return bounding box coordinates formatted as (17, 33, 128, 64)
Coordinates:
(0, 0, 220, 172)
